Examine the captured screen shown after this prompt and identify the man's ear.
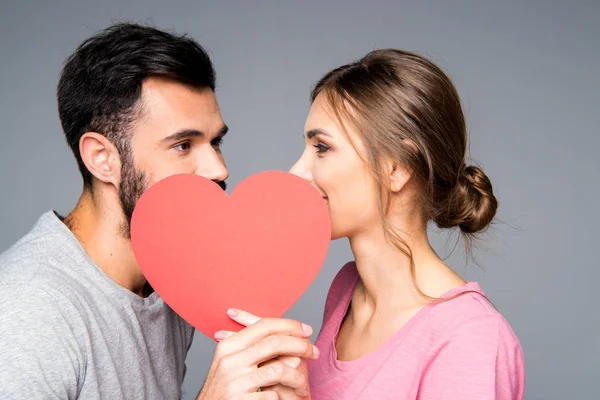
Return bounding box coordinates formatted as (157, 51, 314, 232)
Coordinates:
(388, 160, 412, 194)
(79, 132, 121, 190)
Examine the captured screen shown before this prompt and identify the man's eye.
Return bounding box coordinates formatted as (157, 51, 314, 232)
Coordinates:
(313, 143, 330, 154)
(174, 141, 192, 152)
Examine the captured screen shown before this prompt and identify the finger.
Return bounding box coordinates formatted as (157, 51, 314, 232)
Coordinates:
(234, 360, 308, 394)
(258, 361, 303, 397)
(229, 310, 313, 338)
(217, 316, 313, 356)
(227, 308, 262, 327)
(275, 357, 310, 397)
(277, 356, 302, 369)
(214, 330, 235, 341)
(258, 357, 301, 369)
(256, 358, 309, 397)
(214, 337, 317, 387)
(235, 391, 279, 400)
(241, 334, 319, 367)
(262, 384, 308, 400)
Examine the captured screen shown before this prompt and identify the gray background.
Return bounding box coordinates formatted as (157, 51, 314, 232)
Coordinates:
(1, 1, 598, 399)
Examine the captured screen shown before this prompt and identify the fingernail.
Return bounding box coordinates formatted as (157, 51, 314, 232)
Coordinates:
(302, 323, 313, 335)
(313, 345, 320, 358)
(227, 308, 239, 318)
(287, 356, 302, 368)
(214, 331, 227, 340)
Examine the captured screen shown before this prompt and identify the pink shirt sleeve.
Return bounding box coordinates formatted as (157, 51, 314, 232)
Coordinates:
(418, 314, 525, 400)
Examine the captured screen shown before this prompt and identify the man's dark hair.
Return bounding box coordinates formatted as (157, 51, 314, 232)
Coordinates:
(57, 22, 216, 188)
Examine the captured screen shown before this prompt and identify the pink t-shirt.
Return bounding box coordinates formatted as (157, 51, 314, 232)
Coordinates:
(308, 262, 525, 399)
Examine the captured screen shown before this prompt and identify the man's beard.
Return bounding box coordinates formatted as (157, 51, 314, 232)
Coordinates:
(118, 154, 150, 239)
(118, 155, 227, 239)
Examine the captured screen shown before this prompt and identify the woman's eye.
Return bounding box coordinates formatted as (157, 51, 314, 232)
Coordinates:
(211, 137, 224, 148)
(313, 143, 331, 154)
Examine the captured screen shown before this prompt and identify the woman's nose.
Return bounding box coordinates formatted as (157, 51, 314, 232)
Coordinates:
(289, 158, 312, 182)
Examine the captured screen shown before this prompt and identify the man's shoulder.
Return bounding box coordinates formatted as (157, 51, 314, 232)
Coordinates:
(0, 211, 74, 286)
(0, 279, 86, 399)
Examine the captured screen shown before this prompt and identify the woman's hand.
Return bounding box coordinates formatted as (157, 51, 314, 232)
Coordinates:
(212, 309, 315, 400)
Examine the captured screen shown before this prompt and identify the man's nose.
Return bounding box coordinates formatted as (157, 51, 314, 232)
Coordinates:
(195, 149, 229, 183)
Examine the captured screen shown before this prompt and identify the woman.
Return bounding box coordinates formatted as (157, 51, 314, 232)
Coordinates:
(222, 49, 525, 399)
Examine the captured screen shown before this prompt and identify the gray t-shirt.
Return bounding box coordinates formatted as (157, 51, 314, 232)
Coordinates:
(0, 211, 196, 399)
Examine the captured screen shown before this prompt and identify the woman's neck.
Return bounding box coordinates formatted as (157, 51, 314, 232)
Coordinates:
(347, 221, 466, 314)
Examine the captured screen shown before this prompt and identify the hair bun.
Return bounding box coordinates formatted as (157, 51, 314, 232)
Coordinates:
(434, 165, 498, 234)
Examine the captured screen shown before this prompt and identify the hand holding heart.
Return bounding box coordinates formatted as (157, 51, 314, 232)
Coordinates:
(215, 309, 313, 399)
(198, 308, 317, 400)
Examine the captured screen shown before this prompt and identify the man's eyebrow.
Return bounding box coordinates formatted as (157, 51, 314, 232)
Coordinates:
(163, 125, 228, 142)
(162, 129, 204, 142)
(306, 128, 332, 139)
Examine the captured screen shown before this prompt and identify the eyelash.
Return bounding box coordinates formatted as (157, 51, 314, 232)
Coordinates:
(313, 143, 330, 154)
(211, 137, 224, 148)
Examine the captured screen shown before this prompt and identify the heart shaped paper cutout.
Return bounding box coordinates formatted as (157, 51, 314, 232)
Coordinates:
(130, 171, 331, 339)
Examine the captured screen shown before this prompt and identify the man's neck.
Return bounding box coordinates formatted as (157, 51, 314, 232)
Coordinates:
(62, 189, 150, 297)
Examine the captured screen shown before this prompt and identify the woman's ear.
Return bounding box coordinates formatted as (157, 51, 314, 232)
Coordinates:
(388, 161, 412, 193)
(79, 132, 122, 190)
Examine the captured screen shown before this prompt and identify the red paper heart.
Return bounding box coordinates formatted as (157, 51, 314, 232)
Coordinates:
(130, 171, 331, 339)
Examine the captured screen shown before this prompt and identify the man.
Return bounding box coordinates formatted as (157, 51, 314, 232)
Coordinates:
(0, 23, 316, 399)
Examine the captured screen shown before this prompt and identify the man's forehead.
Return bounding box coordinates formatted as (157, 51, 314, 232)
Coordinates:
(137, 78, 224, 129)
(141, 78, 218, 109)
